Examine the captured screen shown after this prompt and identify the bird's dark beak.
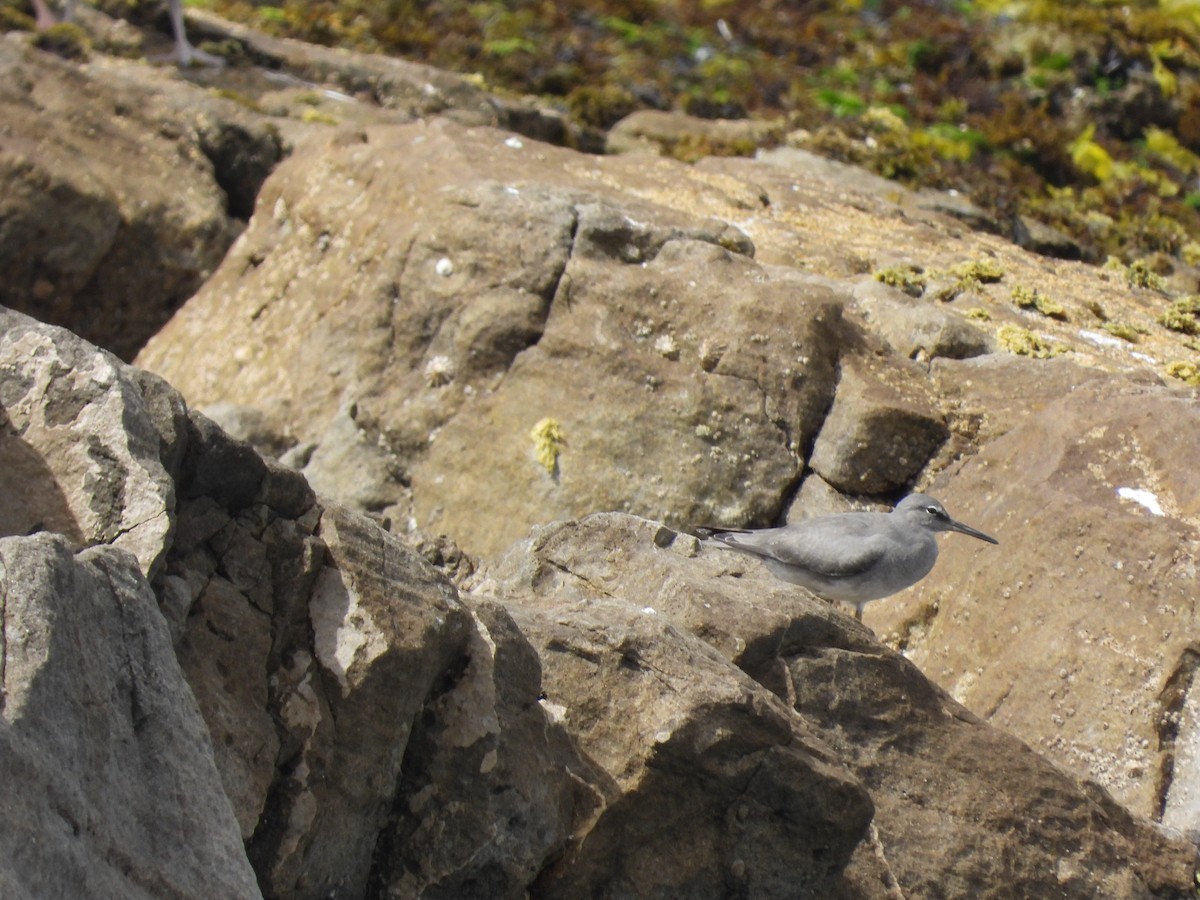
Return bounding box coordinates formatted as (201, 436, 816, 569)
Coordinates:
(948, 518, 999, 544)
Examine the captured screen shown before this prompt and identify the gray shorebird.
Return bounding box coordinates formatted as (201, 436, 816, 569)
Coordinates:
(699, 493, 998, 620)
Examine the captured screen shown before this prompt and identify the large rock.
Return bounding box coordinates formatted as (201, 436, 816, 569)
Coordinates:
(0, 308, 180, 578)
(0, 38, 282, 359)
(807, 354, 950, 496)
(0, 533, 260, 899)
(873, 367, 1200, 828)
(0, 305, 587, 897)
(137, 119, 849, 557)
(163, 402, 584, 899)
(477, 512, 1196, 897)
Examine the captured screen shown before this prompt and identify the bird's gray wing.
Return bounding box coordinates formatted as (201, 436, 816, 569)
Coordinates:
(725, 520, 889, 579)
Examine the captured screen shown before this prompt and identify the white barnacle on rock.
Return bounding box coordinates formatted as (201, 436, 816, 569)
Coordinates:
(654, 333, 680, 360)
(504, 135, 524, 149)
(435, 257, 454, 276)
(698, 339, 724, 371)
(423, 354, 455, 387)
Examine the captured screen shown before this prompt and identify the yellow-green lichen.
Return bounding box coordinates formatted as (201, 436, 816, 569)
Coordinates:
(874, 266, 927, 297)
(530, 417, 566, 475)
(1069, 125, 1116, 182)
(1158, 296, 1200, 334)
(1165, 361, 1200, 385)
(1103, 256, 1169, 291)
(952, 259, 1005, 284)
(300, 107, 340, 125)
(998, 324, 1062, 359)
(1101, 321, 1148, 343)
(1011, 285, 1067, 320)
(964, 307, 991, 321)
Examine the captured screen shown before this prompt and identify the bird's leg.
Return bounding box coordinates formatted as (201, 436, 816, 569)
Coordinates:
(854, 605, 863, 622)
(164, 0, 225, 67)
(30, 0, 72, 30)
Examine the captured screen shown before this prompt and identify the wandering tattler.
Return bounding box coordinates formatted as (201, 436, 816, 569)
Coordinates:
(699, 493, 998, 620)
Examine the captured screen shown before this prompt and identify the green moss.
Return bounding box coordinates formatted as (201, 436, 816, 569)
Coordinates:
(566, 84, 636, 129)
(530, 417, 566, 476)
(0, 5, 36, 30)
(1011, 285, 1067, 320)
(32, 22, 90, 60)
(815, 88, 867, 118)
(998, 324, 1062, 358)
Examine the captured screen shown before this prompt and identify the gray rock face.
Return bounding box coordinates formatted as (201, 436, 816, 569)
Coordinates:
(0, 304, 583, 898)
(127, 86, 1200, 849)
(0, 533, 260, 900)
(0, 310, 177, 579)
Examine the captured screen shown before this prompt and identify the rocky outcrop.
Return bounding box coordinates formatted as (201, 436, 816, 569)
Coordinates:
(137, 118, 860, 557)
(0, 308, 581, 897)
(0, 1, 597, 366)
(7, 10, 1200, 896)
(485, 513, 1195, 898)
(4, 307, 1194, 898)
(0, 309, 181, 579)
(130, 67, 1200, 842)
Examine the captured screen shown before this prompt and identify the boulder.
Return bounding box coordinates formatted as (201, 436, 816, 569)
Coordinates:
(873, 370, 1200, 827)
(0, 39, 282, 359)
(0, 308, 179, 578)
(808, 355, 950, 496)
(850, 277, 993, 362)
(479, 512, 1196, 898)
(607, 108, 785, 159)
(137, 119, 849, 557)
(0, 533, 260, 899)
(0, 305, 587, 898)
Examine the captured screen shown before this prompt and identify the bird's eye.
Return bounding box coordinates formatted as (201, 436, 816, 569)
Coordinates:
(925, 506, 941, 516)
